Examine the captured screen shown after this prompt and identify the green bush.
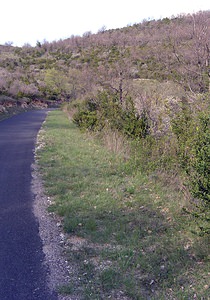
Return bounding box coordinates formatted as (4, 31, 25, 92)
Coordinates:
(189, 113, 210, 202)
(172, 110, 209, 203)
(171, 105, 210, 235)
(73, 109, 98, 131)
(72, 91, 150, 139)
(72, 99, 99, 131)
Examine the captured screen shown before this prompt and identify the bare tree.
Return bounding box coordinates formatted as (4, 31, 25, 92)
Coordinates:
(96, 48, 133, 105)
(171, 12, 210, 92)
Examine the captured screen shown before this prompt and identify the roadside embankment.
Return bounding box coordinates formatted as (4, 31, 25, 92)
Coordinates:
(35, 109, 210, 300)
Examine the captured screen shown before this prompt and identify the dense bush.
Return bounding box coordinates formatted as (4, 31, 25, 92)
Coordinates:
(73, 92, 150, 139)
(172, 107, 209, 203)
(72, 100, 99, 131)
(171, 101, 210, 235)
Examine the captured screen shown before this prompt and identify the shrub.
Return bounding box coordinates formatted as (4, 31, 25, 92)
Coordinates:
(187, 113, 210, 202)
(171, 105, 210, 235)
(172, 109, 209, 203)
(72, 91, 150, 139)
(72, 99, 99, 131)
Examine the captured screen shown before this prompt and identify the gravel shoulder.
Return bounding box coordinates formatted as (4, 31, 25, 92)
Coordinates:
(32, 149, 81, 299)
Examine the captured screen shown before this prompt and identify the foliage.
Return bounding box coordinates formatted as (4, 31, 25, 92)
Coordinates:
(73, 91, 150, 139)
(171, 101, 210, 235)
(188, 113, 209, 203)
(72, 99, 99, 131)
(172, 107, 209, 203)
(0, 10, 209, 102)
(44, 69, 70, 100)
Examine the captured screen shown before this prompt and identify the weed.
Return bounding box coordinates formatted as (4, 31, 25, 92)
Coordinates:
(99, 268, 121, 291)
(58, 283, 74, 295)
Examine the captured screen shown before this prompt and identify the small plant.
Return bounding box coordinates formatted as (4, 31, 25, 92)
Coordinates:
(58, 283, 74, 295)
(99, 268, 121, 291)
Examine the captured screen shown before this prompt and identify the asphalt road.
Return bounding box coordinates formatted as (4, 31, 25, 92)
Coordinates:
(0, 110, 57, 300)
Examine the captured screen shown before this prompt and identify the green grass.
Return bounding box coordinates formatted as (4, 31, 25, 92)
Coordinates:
(37, 110, 210, 300)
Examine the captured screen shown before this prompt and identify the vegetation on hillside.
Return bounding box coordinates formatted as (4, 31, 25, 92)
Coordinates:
(0, 11, 209, 102)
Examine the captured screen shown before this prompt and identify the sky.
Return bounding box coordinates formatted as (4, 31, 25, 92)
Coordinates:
(0, 0, 209, 46)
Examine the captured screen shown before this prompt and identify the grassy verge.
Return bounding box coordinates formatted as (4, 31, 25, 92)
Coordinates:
(37, 110, 209, 300)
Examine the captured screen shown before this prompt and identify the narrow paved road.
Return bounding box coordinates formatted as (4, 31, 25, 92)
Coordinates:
(0, 110, 57, 300)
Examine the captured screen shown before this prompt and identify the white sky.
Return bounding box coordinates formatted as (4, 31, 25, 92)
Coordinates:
(0, 0, 209, 46)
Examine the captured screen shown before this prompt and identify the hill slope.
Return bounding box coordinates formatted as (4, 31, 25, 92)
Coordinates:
(0, 10, 209, 104)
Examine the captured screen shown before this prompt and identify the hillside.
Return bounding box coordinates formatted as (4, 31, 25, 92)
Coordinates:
(0, 11, 209, 105)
